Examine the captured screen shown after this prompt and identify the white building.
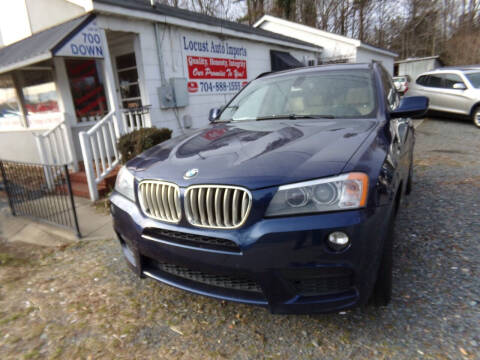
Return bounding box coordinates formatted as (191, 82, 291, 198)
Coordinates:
(394, 56, 444, 81)
(254, 15, 397, 74)
(0, 0, 320, 200)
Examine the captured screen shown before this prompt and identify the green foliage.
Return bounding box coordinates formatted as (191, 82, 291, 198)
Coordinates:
(117, 127, 172, 164)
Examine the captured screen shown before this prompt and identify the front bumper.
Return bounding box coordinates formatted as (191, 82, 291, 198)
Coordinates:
(110, 192, 391, 314)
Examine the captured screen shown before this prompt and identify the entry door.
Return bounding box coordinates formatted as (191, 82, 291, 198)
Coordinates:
(115, 53, 142, 109)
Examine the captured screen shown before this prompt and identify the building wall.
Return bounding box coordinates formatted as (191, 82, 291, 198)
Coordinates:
(258, 20, 356, 63)
(97, 15, 317, 135)
(398, 59, 440, 81)
(0, 0, 89, 47)
(355, 47, 395, 74)
(0, 130, 42, 162)
(0, 0, 31, 46)
(25, 0, 87, 34)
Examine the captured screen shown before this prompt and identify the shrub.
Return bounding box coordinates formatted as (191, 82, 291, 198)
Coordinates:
(117, 127, 172, 164)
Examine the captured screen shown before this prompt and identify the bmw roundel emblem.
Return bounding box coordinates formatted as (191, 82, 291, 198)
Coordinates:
(184, 168, 199, 179)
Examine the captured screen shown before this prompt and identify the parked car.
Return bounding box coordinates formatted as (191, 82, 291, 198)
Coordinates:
(408, 67, 480, 128)
(393, 75, 410, 95)
(110, 63, 428, 314)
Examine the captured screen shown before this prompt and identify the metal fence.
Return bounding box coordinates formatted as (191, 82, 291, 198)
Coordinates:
(0, 160, 81, 237)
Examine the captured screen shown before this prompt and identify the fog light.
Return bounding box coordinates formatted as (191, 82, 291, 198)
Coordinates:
(327, 231, 350, 251)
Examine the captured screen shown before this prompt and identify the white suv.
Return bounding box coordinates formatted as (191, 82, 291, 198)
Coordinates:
(408, 67, 480, 128)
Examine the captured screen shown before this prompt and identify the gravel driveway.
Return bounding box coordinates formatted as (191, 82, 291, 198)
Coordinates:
(0, 117, 479, 360)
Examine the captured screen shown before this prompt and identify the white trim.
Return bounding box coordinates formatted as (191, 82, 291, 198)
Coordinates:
(254, 15, 397, 58)
(92, 2, 321, 53)
(66, 0, 94, 11)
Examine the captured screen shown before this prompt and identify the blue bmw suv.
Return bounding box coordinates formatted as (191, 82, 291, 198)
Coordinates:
(110, 63, 428, 313)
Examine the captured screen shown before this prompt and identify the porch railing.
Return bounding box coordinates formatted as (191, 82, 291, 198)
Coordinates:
(79, 110, 120, 201)
(122, 105, 151, 133)
(79, 106, 150, 201)
(34, 120, 77, 170)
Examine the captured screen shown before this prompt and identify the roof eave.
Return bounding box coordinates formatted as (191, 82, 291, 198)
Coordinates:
(0, 53, 52, 75)
(255, 15, 397, 58)
(254, 15, 359, 47)
(357, 43, 398, 58)
(92, 2, 321, 53)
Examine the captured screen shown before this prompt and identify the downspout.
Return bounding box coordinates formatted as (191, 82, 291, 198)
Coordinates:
(153, 21, 184, 133)
(153, 22, 167, 86)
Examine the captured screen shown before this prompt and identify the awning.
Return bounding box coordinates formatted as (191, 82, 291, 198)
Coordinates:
(0, 13, 95, 75)
(270, 50, 304, 72)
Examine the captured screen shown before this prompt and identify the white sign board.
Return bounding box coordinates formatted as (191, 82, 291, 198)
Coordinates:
(181, 34, 249, 96)
(55, 19, 105, 58)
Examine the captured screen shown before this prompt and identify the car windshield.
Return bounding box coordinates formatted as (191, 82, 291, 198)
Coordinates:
(393, 77, 405, 83)
(218, 69, 377, 121)
(465, 71, 480, 88)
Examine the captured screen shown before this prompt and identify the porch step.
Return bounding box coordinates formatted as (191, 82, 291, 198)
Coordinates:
(68, 165, 120, 199)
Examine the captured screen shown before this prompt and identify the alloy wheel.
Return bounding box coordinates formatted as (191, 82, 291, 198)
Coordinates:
(475, 110, 480, 128)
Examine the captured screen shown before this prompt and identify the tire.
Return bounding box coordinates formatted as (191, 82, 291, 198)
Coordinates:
(473, 106, 480, 128)
(371, 209, 396, 307)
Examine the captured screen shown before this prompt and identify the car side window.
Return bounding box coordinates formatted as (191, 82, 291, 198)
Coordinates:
(426, 74, 442, 88)
(380, 67, 399, 110)
(441, 73, 465, 89)
(416, 75, 428, 86)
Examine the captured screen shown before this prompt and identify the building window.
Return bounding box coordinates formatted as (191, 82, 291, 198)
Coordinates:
(20, 70, 59, 114)
(65, 59, 108, 122)
(0, 74, 20, 122)
(115, 52, 142, 109)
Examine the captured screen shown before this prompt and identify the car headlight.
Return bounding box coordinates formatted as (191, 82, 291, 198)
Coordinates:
(114, 166, 135, 202)
(265, 173, 369, 217)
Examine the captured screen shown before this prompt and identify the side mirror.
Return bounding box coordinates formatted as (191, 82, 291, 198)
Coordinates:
(391, 96, 429, 119)
(453, 82, 467, 90)
(208, 108, 221, 122)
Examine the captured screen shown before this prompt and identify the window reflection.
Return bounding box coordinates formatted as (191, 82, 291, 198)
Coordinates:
(0, 74, 20, 120)
(21, 70, 59, 114)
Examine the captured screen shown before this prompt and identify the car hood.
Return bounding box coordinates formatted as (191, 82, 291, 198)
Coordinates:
(128, 119, 378, 190)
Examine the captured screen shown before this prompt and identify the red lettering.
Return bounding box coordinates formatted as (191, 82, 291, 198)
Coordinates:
(187, 55, 247, 80)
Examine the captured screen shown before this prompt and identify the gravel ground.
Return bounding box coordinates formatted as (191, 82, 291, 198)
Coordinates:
(0, 117, 479, 360)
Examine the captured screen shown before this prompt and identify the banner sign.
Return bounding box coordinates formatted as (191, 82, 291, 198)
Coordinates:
(182, 35, 248, 95)
(55, 19, 105, 58)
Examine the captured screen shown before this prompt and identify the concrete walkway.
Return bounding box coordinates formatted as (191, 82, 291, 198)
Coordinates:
(0, 195, 114, 246)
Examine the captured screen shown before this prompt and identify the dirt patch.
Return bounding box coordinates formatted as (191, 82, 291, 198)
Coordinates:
(429, 149, 471, 155)
(414, 156, 464, 169)
(440, 176, 480, 187)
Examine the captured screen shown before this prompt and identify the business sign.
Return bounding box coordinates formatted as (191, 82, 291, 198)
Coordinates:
(55, 19, 105, 58)
(182, 35, 248, 95)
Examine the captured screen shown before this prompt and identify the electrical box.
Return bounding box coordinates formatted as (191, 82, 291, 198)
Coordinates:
(158, 84, 175, 109)
(158, 78, 189, 109)
(170, 77, 189, 107)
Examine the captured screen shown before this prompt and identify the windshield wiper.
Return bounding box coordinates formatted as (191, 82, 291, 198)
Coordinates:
(255, 114, 335, 121)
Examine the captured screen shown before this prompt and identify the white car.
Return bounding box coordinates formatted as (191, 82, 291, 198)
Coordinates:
(408, 67, 480, 128)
